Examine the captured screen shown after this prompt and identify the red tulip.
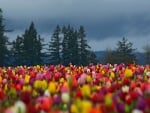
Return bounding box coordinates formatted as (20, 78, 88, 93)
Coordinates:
(54, 73, 60, 81)
(145, 97, 150, 108)
(76, 89, 83, 99)
(15, 83, 22, 91)
(130, 91, 138, 100)
(20, 91, 31, 104)
(27, 101, 38, 113)
(72, 77, 78, 88)
(125, 94, 132, 105)
(0, 89, 6, 100)
(42, 97, 52, 111)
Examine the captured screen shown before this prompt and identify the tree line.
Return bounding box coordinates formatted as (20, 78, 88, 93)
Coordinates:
(0, 8, 150, 66)
(0, 9, 97, 66)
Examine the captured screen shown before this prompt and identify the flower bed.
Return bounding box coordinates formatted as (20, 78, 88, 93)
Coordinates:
(0, 64, 150, 113)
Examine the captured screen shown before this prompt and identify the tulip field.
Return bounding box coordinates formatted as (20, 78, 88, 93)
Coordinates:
(0, 64, 150, 113)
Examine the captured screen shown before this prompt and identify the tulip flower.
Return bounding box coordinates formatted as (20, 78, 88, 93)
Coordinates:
(136, 97, 146, 111)
(81, 84, 91, 98)
(0, 89, 6, 100)
(0, 64, 150, 112)
(53, 94, 61, 104)
(89, 108, 102, 113)
(71, 104, 78, 113)
(13, 100, 26, 113)
(132, 109, 143, 113)
(122, 85, 129, 93)
(48, 81, 57, 94)
(124, 68, 133, 78)
(82, 100, 92, 113)
(61, 92, 70, 104)
(5, 107, 14, 113)
(44, 89, 50, 97)
(24, 74, 30, 84)
(146, 71, 150, 77)
(105, 93, 112, 107)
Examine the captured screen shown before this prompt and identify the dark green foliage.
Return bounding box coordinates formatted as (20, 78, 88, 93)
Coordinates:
(0, 9, 9, 66)
(61, 26, 70, 65)
(78, 26, 96, 65)
(21, 22, 43, 65)
(70, 30, 79, 65)
(104, 37, 136, 64)
(11, 36, 24, 65)
(48, 25, 61, 64)
(116, 37, 136, 64)
(62, 25, 80, 65)
(78, 26, 90, 65)
(48, 25, 96, 66)
(61, 25, 96, 65)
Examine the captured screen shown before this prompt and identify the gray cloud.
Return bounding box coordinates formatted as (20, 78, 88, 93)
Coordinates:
(0, 0, 150, 51)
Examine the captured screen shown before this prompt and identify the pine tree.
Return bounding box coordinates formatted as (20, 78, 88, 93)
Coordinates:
(115, 37, 136, 64)
(22, 22, 43, 65)
(35, 35, 44, 65)
(61, 25, 80, 65)
(78, 26, 91, 65)
(70, 30, 79, 65)
(62, 25, 70, 65)
(61, 25, 96, 65)
(48, 25, 61, 65)
(0, 9, 9, 66)
(11, 36, 24, 65)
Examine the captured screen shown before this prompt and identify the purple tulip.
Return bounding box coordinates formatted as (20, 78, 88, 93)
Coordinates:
(136, 97, 146, 111)
(53, 94, 62, 104)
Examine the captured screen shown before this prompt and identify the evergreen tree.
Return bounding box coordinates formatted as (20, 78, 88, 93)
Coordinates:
(115, 37, 136, 64)
(11, 36, 24, 65)
(48, 25, 61, 65)
(55, 25, 96, 65)
(22, 22, 43, 65)
(70, 30, 79, 64)
(35, 35, 44, 64)
(78, 26, 91, 65)
(62, 25, 70, 65)
(62, 25, 80, 65)
(0, 8, 9, 66)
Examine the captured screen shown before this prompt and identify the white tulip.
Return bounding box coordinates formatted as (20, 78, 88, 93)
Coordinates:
(13, 100, 26, 113)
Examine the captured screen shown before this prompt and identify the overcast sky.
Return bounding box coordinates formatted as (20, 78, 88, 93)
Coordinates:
(0, 0, 150, 52)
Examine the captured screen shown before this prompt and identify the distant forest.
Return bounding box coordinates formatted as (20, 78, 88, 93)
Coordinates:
(0, 8, 150, 66)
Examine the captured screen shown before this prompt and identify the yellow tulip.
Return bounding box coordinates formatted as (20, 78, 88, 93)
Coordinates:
(48, 81, 57, 94)
(32, 89, 39, 97)
(124, 69, 133, 78)
(33, 80, 40, 89)
(86, 75, 92, 83)
(24, 74, 30, 84)
(81, 84, 91, 98)
(82, 100, 92, 113)
(41, 80, 48, 90)
(36, 65, 40, 70)
(59, 78, 65, 83)
(22, 85, 32, 92)
(71, 104, 79, 113)
(0, 76, 2, 83)
(110, 72, 115, 78)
